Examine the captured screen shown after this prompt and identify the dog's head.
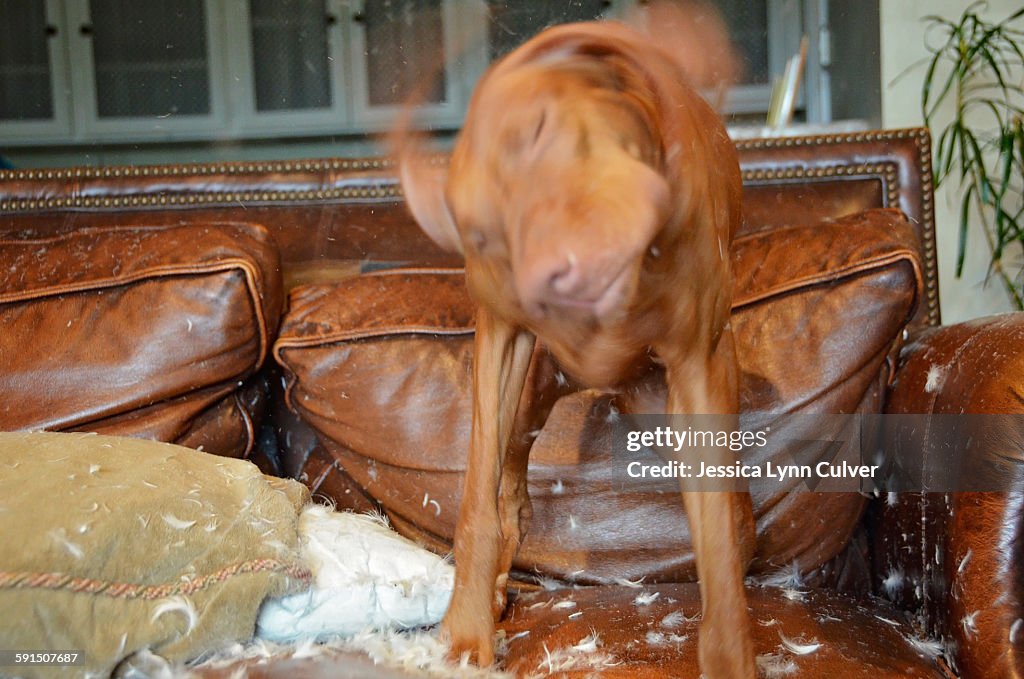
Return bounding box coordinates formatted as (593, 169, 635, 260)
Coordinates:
(402, 32, 673, 325)
(398, 18, 736, 327)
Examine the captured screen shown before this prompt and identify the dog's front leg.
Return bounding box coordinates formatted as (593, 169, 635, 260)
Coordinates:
(663, 330, 756, 679)
(443, 306, 536, 666)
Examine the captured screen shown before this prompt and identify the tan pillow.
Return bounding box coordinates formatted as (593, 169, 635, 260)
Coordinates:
(0, 431, 310, 677)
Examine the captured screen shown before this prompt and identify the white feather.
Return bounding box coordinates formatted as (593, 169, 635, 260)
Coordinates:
(962, 611, 980, 638)
(634, 591, 661, 606)
(571, 633, 600, 653)
(924, 364, 947, 393)
(660, 611, 690, 629)
(49, 528, 83, 559)
(151, 596, 198, 634)
(902, 633, 944, 659)
(781, 588, 807, 602)
(757, 562, 805, 589)
(161, 514, 196, 530)
(957, 548, 973, 574)
(756, 652, 798, 677)
(778, 632, 821, 655)
(882, 567, 904, 598)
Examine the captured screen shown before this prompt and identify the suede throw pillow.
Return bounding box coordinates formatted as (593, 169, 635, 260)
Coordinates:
(0, 431, 310, 678)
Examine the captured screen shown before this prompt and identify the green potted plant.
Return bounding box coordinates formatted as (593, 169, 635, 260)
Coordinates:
(921, 2, 1024, 309)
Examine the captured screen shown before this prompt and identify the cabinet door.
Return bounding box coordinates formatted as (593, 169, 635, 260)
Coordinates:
(66, 0, 227, 140)
(227, 0, 347, 135)
(347, 0, 470, 130)
(722, 0, 782, 115)
(0, 0, 72, 142)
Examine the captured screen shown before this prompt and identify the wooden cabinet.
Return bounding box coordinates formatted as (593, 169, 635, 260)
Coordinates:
(224, 0, 348, 135)
(0, 0, 72, 139)
(347, 0, 477, 130)
(0, 0, 477, 144)
(65, 0, 227, 140)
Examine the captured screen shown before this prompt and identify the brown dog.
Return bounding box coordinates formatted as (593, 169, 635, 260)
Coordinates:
(397, 16, 756, 679)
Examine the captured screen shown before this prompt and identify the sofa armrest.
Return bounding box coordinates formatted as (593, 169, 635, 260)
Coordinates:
(887, 313, 1024, 415)
(874, 313, 1024, 678)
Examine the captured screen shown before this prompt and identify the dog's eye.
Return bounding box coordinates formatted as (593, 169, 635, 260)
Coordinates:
(532, 110, 547, 145)
(466, 229, 488, 251)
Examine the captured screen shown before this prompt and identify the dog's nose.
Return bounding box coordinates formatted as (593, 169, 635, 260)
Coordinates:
(548, 251, 580, 295)
(517, 250, 585, 316)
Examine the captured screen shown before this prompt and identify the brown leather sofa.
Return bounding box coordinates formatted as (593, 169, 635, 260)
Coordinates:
(1, 128, 1019, 678)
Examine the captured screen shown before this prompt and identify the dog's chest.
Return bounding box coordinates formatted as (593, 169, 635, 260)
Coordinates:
(529, 313, 656, 389)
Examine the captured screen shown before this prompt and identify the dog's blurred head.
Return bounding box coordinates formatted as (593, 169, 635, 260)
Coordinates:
(396, 5, 739, 326)
(456, 53, 677, 321)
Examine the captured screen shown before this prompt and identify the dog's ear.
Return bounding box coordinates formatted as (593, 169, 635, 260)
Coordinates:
(387, 109, 463, 254)
(622, 152, 672, 243)
(399, 155, 463, 254)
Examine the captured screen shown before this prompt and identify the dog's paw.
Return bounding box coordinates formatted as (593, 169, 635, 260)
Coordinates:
(441, 614, 496, 667)
(698, 618, 756, 679)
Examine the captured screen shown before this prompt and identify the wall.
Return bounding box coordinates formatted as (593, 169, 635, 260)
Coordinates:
(879, 0, 1019, 322)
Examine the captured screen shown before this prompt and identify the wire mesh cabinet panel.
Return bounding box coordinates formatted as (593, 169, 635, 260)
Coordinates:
(225, 0, 350, 135)
(0, 0, 72, 141)
(65, 0, 227, 140)
(347, 0, 480, 130)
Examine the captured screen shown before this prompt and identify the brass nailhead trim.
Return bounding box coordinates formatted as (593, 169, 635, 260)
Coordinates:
(0, 129, 922, 182)
(914, 129, 940, 325)
(740, 162, 898, 189)
(742, 156, 938, 325)
(741, 162, 900, 213)
(0, 185, 403, 211)
(732, 128, 920, 152)
(0, 156, 398, 182)
(0, 130, 919, 184)
(732, 127, 942, 323)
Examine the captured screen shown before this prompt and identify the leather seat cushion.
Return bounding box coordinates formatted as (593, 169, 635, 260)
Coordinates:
(0, 219, 283, 458)
(498, 584, 944, 678)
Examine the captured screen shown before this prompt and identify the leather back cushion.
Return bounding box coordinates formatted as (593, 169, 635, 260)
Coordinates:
(0, 220, 282, 457)
(274, 208, 923, 582)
